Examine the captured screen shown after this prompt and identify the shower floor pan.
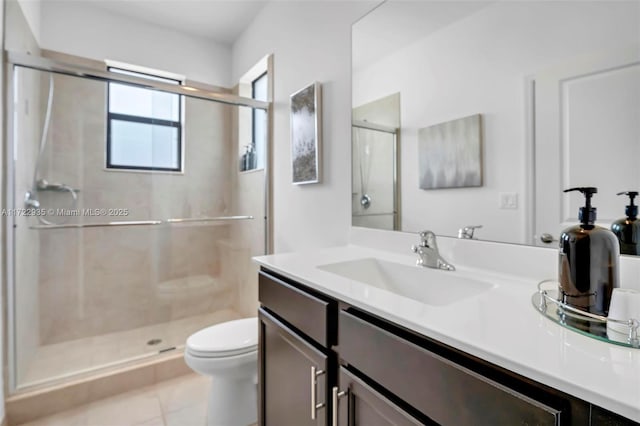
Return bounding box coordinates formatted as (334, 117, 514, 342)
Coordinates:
(19, 309, 242, 389)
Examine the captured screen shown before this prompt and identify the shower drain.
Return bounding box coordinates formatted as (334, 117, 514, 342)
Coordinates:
(147, 338, 163, 346)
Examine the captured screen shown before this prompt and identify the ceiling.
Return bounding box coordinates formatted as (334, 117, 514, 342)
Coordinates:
(90, 0, 268, 45)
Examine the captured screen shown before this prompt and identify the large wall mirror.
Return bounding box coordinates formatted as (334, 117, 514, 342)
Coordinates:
(352, 0, 640, 250)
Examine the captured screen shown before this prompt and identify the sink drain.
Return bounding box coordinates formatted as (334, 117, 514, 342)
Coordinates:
(147, 338, 162, 346)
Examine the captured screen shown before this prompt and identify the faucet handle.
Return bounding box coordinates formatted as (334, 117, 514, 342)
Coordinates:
(417, 230, 437, 248)
(458, 225, 483, 239)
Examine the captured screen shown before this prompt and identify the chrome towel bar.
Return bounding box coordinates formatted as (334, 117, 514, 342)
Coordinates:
(29, 215, 254, 230)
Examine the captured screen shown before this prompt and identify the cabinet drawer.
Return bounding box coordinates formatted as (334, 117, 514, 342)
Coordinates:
(259, 270, 336, 347)
(338, 310, 562, 425)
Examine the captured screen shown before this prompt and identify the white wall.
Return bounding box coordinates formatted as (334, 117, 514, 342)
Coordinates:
(40, 1, 231, 87)
(353, 1, 639, 244)
(232, 1, 376, 253)
(16, 0, 39, 44)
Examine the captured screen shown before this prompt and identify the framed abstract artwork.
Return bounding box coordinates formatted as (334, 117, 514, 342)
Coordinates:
(418, 114, 483, 189)
(290, 82, 322, 184)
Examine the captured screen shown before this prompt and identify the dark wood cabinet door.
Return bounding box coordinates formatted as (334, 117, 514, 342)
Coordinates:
(334, 367, 424, 426)
(259, 308, 329, 426)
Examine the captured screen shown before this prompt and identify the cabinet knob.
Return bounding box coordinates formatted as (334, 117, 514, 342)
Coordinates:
(331, 386, 347, 426)
(311, 366, 325, 420)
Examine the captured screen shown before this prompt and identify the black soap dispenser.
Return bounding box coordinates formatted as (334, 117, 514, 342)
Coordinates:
(558, 187, 619, 316)
(611, 191, 640, 256)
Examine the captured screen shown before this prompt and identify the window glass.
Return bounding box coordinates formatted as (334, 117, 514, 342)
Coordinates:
(251, 72, 268, 171)
(107, 67, 182, 171)
(252, 73, 268, 101)
(109, 120, 180, 170)
(108, 84, 180, 122)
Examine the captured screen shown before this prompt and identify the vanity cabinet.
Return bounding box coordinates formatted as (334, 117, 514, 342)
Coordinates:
(258, 270, 338, 426)
(258, 267, 638, 426)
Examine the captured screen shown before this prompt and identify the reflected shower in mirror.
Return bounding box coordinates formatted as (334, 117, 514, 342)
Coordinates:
(353, 0, 640, 248)
(352, 93, 400, 230)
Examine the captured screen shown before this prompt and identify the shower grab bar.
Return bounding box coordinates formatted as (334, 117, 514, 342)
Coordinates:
(36, 181, 80, 193)
(29, 215, 254, 230)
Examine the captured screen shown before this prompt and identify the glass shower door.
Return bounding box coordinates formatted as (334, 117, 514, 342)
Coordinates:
(9, 64, 267, 391)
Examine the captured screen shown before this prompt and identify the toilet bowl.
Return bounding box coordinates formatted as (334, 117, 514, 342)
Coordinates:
(184, 317, 258, 426)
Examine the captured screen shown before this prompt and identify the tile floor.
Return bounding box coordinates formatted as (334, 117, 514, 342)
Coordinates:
(16, 373, 257, 426)
(21, 309, 241, 387)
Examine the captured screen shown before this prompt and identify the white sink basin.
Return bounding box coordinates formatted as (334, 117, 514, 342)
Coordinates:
(317, 257, 494, 306)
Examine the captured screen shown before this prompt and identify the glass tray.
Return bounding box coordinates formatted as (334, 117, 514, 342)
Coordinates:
(531, 280, 640, 349)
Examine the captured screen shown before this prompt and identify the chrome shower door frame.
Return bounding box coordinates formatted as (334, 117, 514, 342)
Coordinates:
(4, 51, 272, 394)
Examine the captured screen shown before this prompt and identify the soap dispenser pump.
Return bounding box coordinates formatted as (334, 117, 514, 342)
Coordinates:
(558, 187, 619, 316)
(611, 191, 640, 255)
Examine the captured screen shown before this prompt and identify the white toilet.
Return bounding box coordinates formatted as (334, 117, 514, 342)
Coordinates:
(184, 317, 258, 426)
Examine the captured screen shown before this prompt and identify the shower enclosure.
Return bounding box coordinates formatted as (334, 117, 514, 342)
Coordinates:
(6, 53, 270, 392)
(351, 121, 398, 230)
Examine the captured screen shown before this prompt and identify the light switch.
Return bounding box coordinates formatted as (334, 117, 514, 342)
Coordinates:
(499, 192, 518, 209)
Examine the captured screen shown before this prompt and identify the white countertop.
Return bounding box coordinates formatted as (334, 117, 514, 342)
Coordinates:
(254, 241, 640, 422)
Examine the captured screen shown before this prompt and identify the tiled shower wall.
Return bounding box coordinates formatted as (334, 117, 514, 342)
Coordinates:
(35, 72, 237, 344)
(229, 100, 265, 318)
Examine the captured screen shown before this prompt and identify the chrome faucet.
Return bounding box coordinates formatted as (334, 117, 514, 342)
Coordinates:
(411, 230, 455, 271)
(458, 225, 482, 239)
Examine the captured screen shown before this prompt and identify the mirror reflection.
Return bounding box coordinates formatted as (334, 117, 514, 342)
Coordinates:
(352, 0, 640, 249)
(352, 93, 400, 230)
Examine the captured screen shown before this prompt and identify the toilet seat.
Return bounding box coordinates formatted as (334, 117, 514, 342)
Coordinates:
(186, 317, 257, 358)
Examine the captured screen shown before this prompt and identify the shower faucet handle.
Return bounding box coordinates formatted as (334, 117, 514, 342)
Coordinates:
(24, 191, 40, 209)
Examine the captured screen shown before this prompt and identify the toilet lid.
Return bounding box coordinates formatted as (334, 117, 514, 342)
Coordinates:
(186, 317, 258, 358)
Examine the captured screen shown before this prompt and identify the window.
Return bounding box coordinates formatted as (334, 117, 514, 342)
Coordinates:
(250, 71, 268, 170)
(107, 67, 183, 172)
(238, 56, 269, 172)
